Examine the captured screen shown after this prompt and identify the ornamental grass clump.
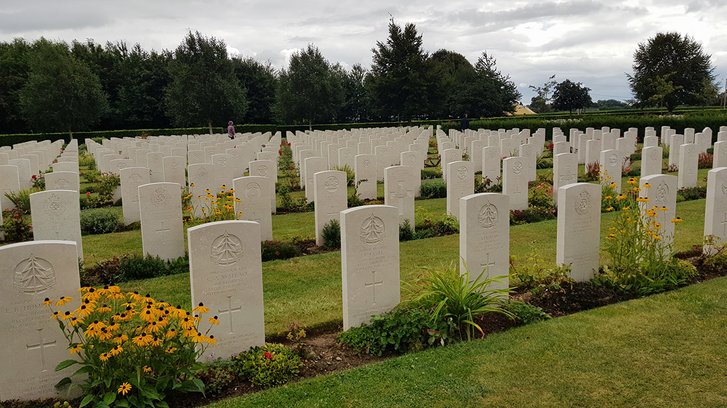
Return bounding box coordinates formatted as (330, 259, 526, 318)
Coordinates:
(46, 287, 214, 407)
(599, 179, 696, 295)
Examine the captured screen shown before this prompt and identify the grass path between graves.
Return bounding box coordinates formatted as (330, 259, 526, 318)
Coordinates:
(119, 198, 707, 336)
(207, 275, 727, 408)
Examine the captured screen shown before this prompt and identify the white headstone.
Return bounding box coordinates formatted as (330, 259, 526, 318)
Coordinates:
(481, 146, 501, 185)
(0, 240, 81, 401)
(314, 170, 348, 246)
(600, 149, 623, 193)
(553, 153, 578, 203)
(556, 183, 601, 282)
(704, 167, 727, 253)
(341, 205, 400, 330)
(120, 167, 151, 225)
(188, 221, 265, 361)
(640, 146, 663, 177)
(459, 193, 509, 291)
(30, 191, 83, 260)
(446, 161, 474, 221)
(502, 157, 528, 210)
(163, 156, 186, 187)
(45, 171, 80, 192)
(354, 154, 377, 201)
(639, 174, 677, 247)
(384, 166, 417, 229)
(233, 176, 273, 241)
(139, 182, 185, 260)
(677, 143, 698, 189)
(714, 141, 727, 168)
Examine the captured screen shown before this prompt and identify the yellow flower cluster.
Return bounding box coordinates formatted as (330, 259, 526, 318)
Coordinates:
(46, 286, 217, 368)
(186, 185, 242, 223)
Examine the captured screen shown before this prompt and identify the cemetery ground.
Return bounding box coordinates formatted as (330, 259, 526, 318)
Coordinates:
(2, 134, 725, 407)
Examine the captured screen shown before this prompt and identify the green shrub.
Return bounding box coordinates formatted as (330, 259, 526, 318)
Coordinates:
(503, 301, 551, 324)
(475, 175, 502, 193)
(338, 305, 432, 356)
(96, 172, 120, 204)
(528, 182, 554, 208)
(420, 179, 447, 199)
(79, 208, 121, 235)
(31, 173, 45, 190)
(197, 361, 237, 396)
(78, 152, 96, 169)
(676, 186, 707, 202)
(234, 343, 302, 388)
(536, 157, 553, 169)
(509, 206, 556, 225)
(80, 256, 123, 286)
(421, 167, 442, 180)
(399, 219, 415, 241)
(415, 213, 459, 238)
(2, 208, 32, 242)
(698, 152, 712, 169)
(262, 240, 303, 261)
(321, 219, 341, 249)
(510, 253, 573, 295)
(117, 255, 188, 281)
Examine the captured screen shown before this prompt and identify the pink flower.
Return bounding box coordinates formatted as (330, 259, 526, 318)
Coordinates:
(86, 192, 91, 197)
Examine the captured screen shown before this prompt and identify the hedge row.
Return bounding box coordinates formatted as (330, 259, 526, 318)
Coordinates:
(0, 120, 444, 147)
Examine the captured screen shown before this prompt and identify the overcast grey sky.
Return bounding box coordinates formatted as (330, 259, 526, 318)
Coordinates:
(2, 0, 726, 103)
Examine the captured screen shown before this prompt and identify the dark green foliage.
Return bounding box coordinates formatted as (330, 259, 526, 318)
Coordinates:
(677, 186, 707, 202)
(80, 256, 122, 286)
(164, 31, 247, 132)
(421, 167, 442, 179)
(628, 32, 717, 111)
(0, 38, 31, 133)
(419, 179, 447, 198)
(79, 208, 121, 235)
(118, 255, 188, 281)
(233, 343, 302, 387)
(368, 20, 430, 120)
(321, 219, 341, 249)
(399, 219, 415, 242)
(261, 240, 303, 261)
(197, 361, 237, 396)
(4, 188, 33, 214)
(232, 57, 277, 123)
(595, 260, 697, 296)
(552, 79, 592, 113)
(2, 208, 32, 242)
(510, 207, 557, 225)
(19, 39, 108, 135)
(337, 305, 432, 356)
(415, 214, 459, 238)
(502, 301, 551, 324)
(275, 45, 343, 125)
(337, 63, 370, 122)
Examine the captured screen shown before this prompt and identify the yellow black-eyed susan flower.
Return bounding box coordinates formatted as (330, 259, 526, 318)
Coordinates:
(118, 382, 132, 395)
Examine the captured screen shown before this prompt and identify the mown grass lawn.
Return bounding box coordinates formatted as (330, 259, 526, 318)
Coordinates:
(207, 276, 727, 408)
(119, 198, 707, 336)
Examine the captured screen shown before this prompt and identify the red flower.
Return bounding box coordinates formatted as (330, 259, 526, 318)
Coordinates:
(31, 175, 37, 181)
(86, 192, 91, 197)
(263, 351, 273, 360)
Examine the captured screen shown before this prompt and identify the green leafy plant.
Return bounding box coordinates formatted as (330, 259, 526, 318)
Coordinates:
(4, 188, 35, 214)
(399, 219, 415, 241)
(321, 219, 341, 249)
(2, 207, 33, 242)
(510, 252, 573, 295)
(261, 240, 304, 261)
(348, 179, 367, 208)
(80, 208, 122, 235)
(337, 305, 432, 356)
(417, 265, 512, 341)
(196, 360, 237, 396)
(419, 179, 447, 199)
(234, 343, 302, 388)
(502, 300, 551, 324)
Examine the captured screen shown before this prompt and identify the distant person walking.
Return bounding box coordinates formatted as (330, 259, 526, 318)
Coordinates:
(227, 120, 236, 139)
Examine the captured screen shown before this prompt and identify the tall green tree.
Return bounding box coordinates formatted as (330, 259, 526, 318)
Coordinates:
(164, 31, 247, 132)
(368, 20, 430, 120)
(232, 57, 277, 123)
(0, 39, 31, 133)
(427, 49, 476, 118)
(471, 52, 520, 117)
(528, 74, 557, 113)
(19, 39, 108, 137)
(116, 44, 172, 129)
(337, 63, 370, 122)
(552, 79, 592, 113)
(628, 32, 717, 112)
(275, 45, 343, 125)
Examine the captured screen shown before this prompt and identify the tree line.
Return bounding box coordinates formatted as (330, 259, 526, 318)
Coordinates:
(0, 20, 520, 135)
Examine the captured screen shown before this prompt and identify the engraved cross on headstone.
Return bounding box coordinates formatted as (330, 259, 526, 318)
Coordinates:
(156, 220, 171, 233)
(27, 328, 56, 372)
(217, 296, 243, 335)
(480, 253, 496, 274)
(364, 270, 384, 305)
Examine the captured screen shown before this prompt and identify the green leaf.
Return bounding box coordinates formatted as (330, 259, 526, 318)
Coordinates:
(103, 391, 117, 405)
(55, 359, 79, 371)
(55, 376, 72, 390)
(79, 394, 95, 408)
(72, 365, 93, 377)
(115, 400, 130, 408)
